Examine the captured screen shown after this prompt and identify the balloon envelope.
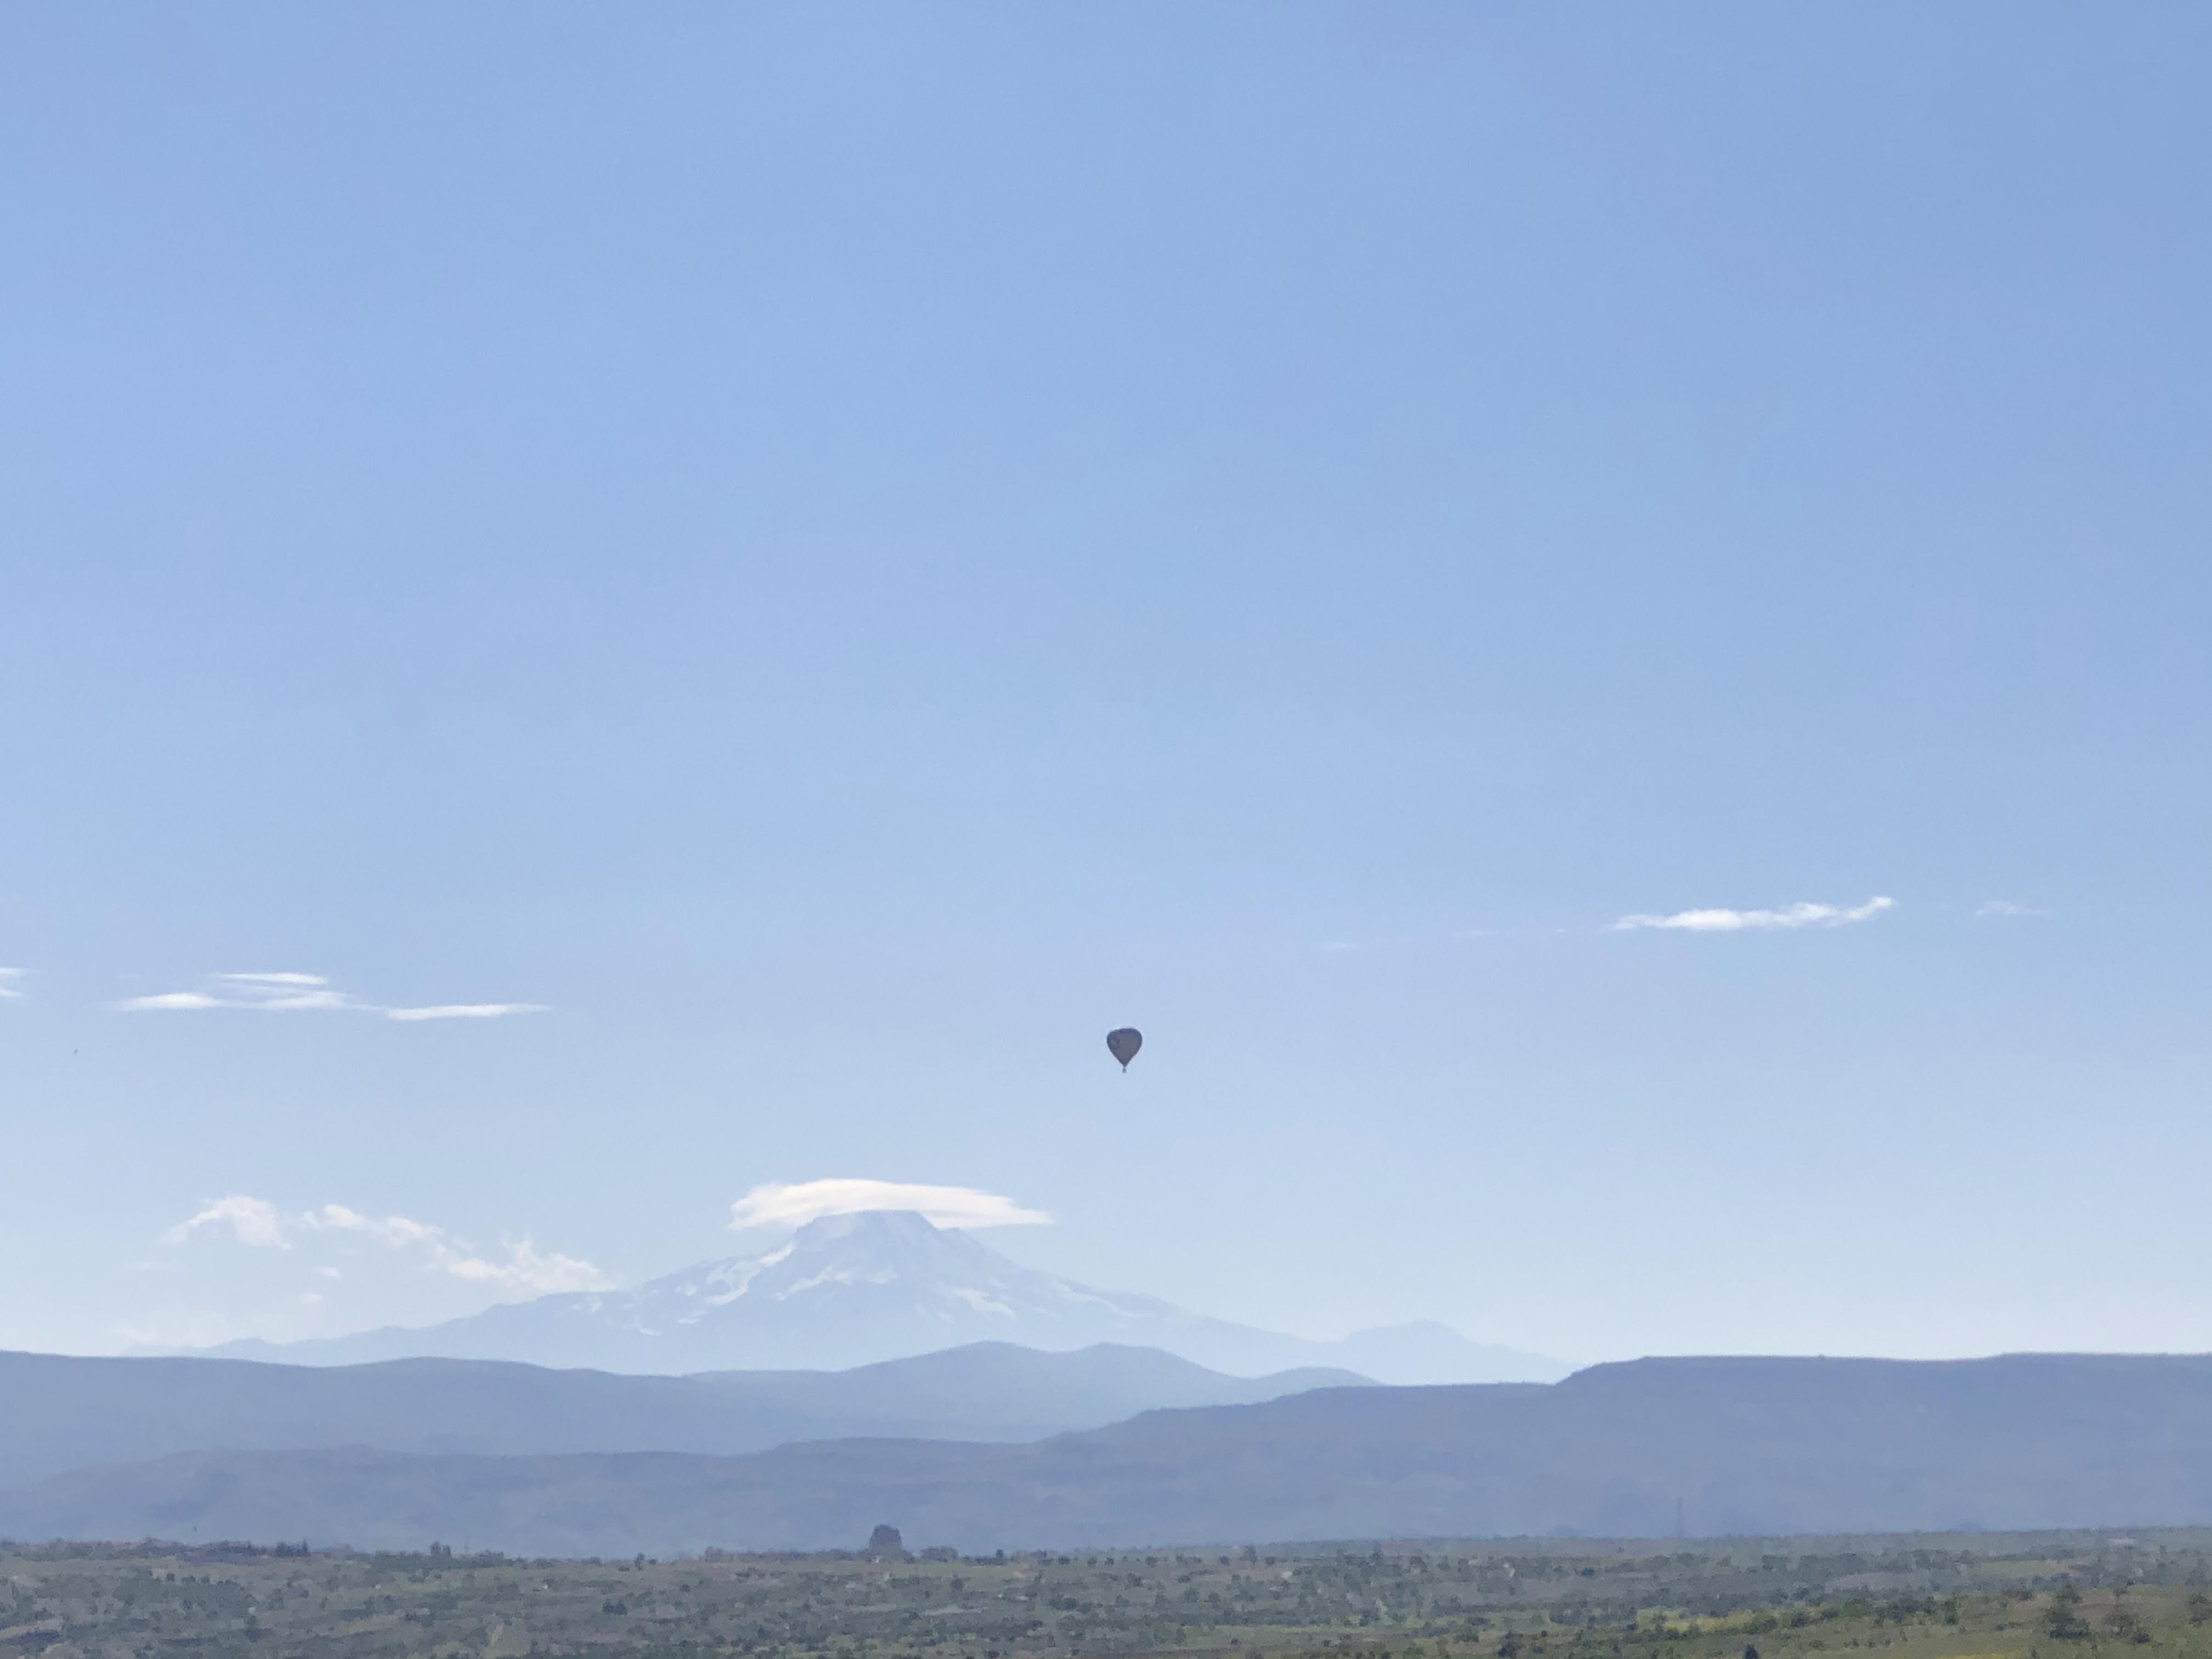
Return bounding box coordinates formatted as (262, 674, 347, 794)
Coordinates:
(1106, 1027, 1142, 1070)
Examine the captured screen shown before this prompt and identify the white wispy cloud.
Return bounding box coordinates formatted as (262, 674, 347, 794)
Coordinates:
(0, 967, 23, 1000)
(120, 991, 226, 1011)
(729, 1177, 1052, 1232)
(267, 990, 354, 1011)
(304, 1203, 445, 1249)
(385, 1002, 546, 1022)
(1976, 899, 2047, 918)
(116, 972, 543, 1021)
(121, 972, 358, 1014)
(1612, 895, 1895, 933)
(167, 1194, 291, 1249)
(165, 1194, 614, 1294)
(441, 1237, 611, 1294)
(209, 972, 353, 1010)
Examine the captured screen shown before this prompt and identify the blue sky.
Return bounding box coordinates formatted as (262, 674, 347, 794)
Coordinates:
(2, 3, 2208, 1363)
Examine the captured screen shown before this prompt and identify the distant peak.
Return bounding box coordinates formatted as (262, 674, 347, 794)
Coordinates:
(793, 1209, 945, 1240)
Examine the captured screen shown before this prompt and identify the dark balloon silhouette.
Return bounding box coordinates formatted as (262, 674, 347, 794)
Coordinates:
(1106, 1027, 1142, 1070)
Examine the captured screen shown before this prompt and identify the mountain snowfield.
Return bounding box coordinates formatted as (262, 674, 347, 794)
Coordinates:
(204, 1210, 1566, 1383)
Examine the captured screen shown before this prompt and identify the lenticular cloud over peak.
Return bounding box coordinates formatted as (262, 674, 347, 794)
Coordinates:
(729, 1178, 1052, 1232)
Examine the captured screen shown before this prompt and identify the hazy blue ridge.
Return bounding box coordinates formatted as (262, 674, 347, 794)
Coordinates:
(11, 1353, 2212, 1555)
(0, 1340, 1368, 1489)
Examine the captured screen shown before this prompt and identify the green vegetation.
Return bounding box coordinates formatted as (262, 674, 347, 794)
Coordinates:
(8, 1530, 2212, 1659)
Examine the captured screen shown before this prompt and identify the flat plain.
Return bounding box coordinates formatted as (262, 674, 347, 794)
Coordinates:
(7, 1530, 2212, 1659)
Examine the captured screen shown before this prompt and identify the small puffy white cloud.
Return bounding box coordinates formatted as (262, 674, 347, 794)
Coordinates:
(1977, 899, 2047, 918)
(167, 1195, 291, 1249)
(384, 1002, 545, 1022)
(0, 967, 22, 1000)
(1612, 895, 1895, 933)
(730, 1177, 1052, 1232)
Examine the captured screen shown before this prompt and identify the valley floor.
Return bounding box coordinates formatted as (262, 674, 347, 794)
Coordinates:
(3, 1529, 2208, 1659)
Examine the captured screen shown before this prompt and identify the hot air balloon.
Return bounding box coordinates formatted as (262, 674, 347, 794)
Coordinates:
(1106, 1027, 1142, 1070)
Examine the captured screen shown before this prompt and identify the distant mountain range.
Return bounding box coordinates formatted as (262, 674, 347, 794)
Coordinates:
(0, 1341, 1362, 1489)
(195, 1210, 1565, 1384)
(13, 1353, 2212, 1555)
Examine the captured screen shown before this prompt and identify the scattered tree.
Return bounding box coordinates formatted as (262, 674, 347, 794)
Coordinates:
(2045, 1584, 2088, 1640)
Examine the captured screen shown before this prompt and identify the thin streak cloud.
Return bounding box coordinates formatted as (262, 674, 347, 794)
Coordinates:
(385, 1003, 545, 1022)
(116, 972, 543, 1020)
(120, 972, 359, 1014)
(119, 991, 224, 1011)
(0, 967, 24, 1000)
(1612, 896, 1895, 933)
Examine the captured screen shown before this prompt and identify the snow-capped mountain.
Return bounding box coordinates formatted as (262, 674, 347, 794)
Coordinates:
(203, 1210, 1566, 1383)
